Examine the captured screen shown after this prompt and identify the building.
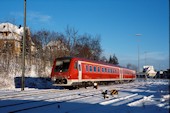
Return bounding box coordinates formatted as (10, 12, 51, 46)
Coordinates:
(156, 69, 170, 79)
(47, 40, 68, 51)
(0, 22, 36, 56)
(143, 65, 157, 77)
(46, 39, 69, 57)
(42, 39, 69, 66)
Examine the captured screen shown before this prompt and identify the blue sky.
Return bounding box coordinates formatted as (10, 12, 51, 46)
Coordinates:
(0, 0, 169, 71)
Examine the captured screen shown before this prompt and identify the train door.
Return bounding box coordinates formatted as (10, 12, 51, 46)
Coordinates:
(78, 61, 82, 82)
(119, 68, 123, 80)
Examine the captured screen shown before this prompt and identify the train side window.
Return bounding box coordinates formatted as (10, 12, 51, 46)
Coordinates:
(102, 68, 104, 72)
(98, 67, 100, 72)
(78, 64, 81, 71)
(113, 69, 115, 73)
(94, 66, 96, 72)
(115, 69, 117, 73)
(105, 68, 107, 73)
(86, 65, 88, 72)
(90, 66, 92, 72)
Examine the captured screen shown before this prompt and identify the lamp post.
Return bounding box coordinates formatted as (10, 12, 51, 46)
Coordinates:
(21, 0, 26, 91)
(136, 34, 142, 74)
(144, 51, 147, 66)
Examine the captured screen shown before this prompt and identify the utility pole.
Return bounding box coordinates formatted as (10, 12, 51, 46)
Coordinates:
(136, 34, 142, 74)
(144, 51, 147, 66)
(21, 0, 26, 91)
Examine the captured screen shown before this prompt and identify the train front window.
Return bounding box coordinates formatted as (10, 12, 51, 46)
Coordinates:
(55, 59, 70, 72)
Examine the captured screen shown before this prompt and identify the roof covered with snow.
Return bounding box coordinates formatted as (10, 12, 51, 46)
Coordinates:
(0, 23, 31, 41)
(46, 40, 68, 51)
(47, 40, 66, 47)
(0, 22, 24, 35)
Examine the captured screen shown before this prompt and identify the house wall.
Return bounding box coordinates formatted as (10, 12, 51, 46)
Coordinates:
(0, 39, 21, 56)
(0, 23, 36, 56)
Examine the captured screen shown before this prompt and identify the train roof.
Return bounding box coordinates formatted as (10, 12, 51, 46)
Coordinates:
(55, 56, 133, 71)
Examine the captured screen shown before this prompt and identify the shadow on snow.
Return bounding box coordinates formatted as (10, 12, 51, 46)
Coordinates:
(0, 97, 168, 113)
(14, 77, 61, 89)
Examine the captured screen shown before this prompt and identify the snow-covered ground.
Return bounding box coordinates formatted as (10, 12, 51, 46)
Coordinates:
(0, 78, 169, 113)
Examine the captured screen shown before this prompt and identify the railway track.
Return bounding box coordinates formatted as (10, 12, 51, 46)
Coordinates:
(0, 89, 102, 113)
(12, 93, 102, 113)
(0, 79, 165, 113)
(0, 83, 126, 100)
(11, 93, 145, 113)
(0, 89, 66, 100)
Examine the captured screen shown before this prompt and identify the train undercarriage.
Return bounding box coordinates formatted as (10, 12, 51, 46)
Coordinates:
(52, 77, 135, 89)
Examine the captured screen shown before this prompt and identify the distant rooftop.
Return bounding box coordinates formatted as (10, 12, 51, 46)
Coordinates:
(0, 22, 30, 41)
(0, 22, 24, 35)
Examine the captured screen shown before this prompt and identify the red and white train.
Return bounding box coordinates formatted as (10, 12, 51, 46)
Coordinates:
(51, 57, 136, 87)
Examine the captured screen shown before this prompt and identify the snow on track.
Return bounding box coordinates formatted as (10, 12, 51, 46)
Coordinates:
(128, 95, 154, 106)
(100, 93, 138, 105)
(0, 79, 169, 113)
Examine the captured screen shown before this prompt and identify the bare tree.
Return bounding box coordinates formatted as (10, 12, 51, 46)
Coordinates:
(127, 63, 137, 71)
(31, 30, 70, 76)
(48, 33, 69, 60)
(90, 35, 102, 60)
(74, 34, 91, 58)
(65, 25, 78, 56)
(73, 34, 102, 60)
(31, 30, 54, 76)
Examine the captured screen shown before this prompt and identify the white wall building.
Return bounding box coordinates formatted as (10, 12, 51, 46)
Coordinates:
(143, 65, 157, 77)
(0, 22, 36, 56)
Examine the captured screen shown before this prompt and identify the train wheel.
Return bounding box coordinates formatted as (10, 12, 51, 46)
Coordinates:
(82, 82, 87, 89)
(76, 86, 80, 89)
(72, 85, 79, 89)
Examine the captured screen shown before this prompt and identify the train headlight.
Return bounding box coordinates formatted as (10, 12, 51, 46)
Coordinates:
(52, 77, 56, 81)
